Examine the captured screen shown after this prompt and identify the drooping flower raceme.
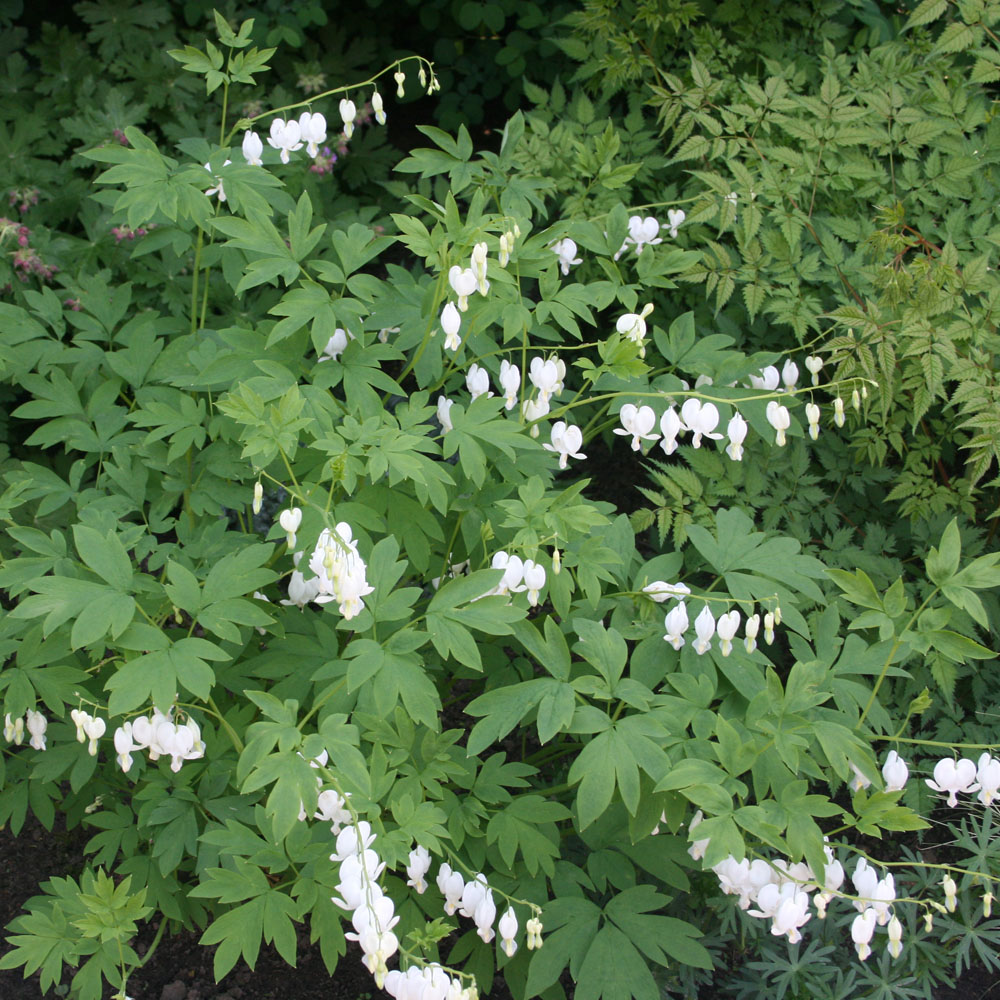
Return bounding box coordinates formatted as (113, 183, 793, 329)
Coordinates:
(308, 523, 374, 620)
(332, 821, 399, 987)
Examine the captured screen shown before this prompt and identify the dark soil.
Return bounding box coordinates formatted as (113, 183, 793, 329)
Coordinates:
(0, 813, 392, 1000)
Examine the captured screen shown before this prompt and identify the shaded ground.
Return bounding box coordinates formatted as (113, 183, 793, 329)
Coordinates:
(0, 813, 390, 1000)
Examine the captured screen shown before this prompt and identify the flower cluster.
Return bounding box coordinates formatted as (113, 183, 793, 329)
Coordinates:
(242, 92, 388, 175)
(3, 216, 57, 283)
(71, 709, 106, 755)
(4, 710, 47, 750)
(710, 844, 901, 956)
(485, 551, 547, 605)
(8, 186, 39, 214)
(111, 223, 153, 243)
(926, 754, 1000, 807)
(434, 864, 537, 959)
(279, 514, 374, 621)
(849, 749, 1000, 808)
(11, 248, 58, 282)
(645, 581, 778, 655)
(440, 241, 500, 350)
(331, 821, 400, 987)
(611, 351, 859, 461)
(112, 708, 205, 773)
(384, 965, 476, 1000)
(301, 758, 539, 999)
(297, 750, 355, 829)
(1, 216, 31, 247)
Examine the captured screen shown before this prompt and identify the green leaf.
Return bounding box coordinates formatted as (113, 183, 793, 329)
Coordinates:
(925, 629, 995, 662)
(906, 0, 947, 27)
(925, 517, 961, 584)
(106, 637, 228, 715)
(576, 925, 658, 1000)
(72, 525, 133, 590)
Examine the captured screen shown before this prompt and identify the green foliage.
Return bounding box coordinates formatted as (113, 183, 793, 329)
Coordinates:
(2, 4, 1000, 1000)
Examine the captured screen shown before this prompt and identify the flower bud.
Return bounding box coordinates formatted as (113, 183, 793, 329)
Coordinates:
(942, 874, 957, 912)
(763, 612, 775, 644)
(253, 481, 263, 514)
(886, 915, 903, 959)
